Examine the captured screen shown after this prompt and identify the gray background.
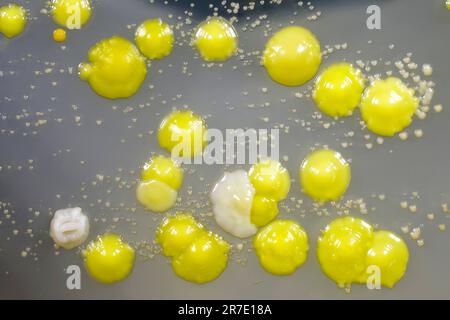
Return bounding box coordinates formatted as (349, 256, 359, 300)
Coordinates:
(0, 0, 449, 299)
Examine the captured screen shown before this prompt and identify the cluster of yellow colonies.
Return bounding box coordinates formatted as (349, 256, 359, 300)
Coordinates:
(4, 0, 420, 288)
(157, 214, 229, 284)
(317, 217, 409, 288)
(133, 109, 409, 287)
(244, 160, 309, 275)
(135, 110, 208, 213)
(136, 155, 183, 213)
(262, 25, 419, 136)
(0, 2, 424, 138)
(312, 61, 418, 136)
(248, 160, 290, 227)
(77, 16, 239, 99)
(255, 215, 409, 289)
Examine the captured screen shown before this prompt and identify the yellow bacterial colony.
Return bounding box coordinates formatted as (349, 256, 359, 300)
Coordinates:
(0, 4, 27, 38)
(360, 77, 419, 136)
(193, 17, 238, 62)
(157, 214, 230, 284)
(52, 28, 66, 42)
(136, 155, 183, 213)
(300, 149, 351, 202)
(313, 63, 365, 117)
(317, 217, 409, 288)
(78, 36, 147, 99)
(83, 233, 135, 284)
(51, 0, 92, 29)
(254, 220, 309, 275)
(262, 26, 321, 86)
(250, 195, 279, 228)
(248, 159, 290, 227)
(158, 110, 207, 158)
(365, 230, 410, 288)
(135, 19, 174, 59)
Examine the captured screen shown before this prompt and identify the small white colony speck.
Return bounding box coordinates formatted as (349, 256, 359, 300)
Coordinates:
(210, 170, 257, 238)
(50, 207, 89, 249)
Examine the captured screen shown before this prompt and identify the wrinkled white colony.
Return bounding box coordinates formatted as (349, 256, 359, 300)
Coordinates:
(50, 207, 89, 249)
(210, 170, 256, 238)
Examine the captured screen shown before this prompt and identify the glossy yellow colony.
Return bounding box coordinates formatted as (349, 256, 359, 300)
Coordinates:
(78, 36, 147, 99)
(83, 233, 135, 284)
(249, 159, 290, 202)
(250, 195, 278, 228)
(317, 217, 372, 287)
(360, 77, 419, 136)
(300, 149, 351, 202)
(135, 19, 174, 59)
(156, 214, 230, 284)
(156, 213, 204, 257)
(0, 4, 27, 38)
(193, 17, 238, 62)
(317, 217, 409, 288)
(136, 155, 183, 213)
(172, 232, 229, 284)
(365, 230, 409, 288)
(51, 0, 92, 29)
(158, 110, 207, 158)
(141, 155, 183, 189)
(254, 220, 308, 275)
(313, 63, 365, 117)
(248, 159, 290, 227)
(52, 28, 66, 42)
(262, 26, 321, 86)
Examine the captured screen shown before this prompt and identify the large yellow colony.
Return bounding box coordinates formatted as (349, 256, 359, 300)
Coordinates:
(0, 4, 27, 38)
(83, 233, 135, 284)
(262, 26, 321, 86)
(158, 110, 208, 158)
(193, 17, 238, 62)
(135, 19, 174, 59)
(299, 149, 351, 202)
(253, 220, 309, 275)
(360, 77, 419, 136)
(78, 36, 147, 99)
(313, 63, 365, 117)
(136, 155, 183, 213)
(51, 0, 92, 29)
(156, 214, 229, 284)
(317, 217, 409, 288)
